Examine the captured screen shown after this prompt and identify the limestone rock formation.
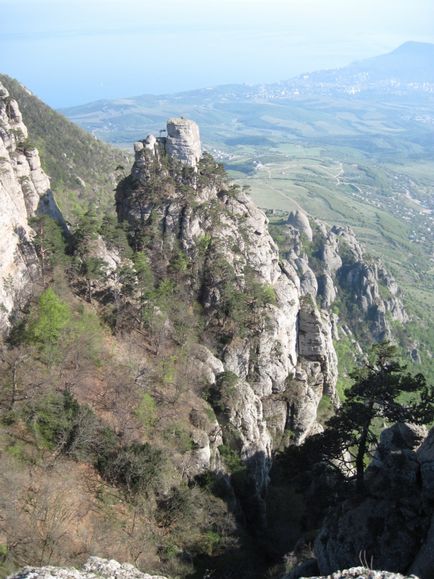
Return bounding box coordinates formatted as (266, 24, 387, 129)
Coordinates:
(166, 118, 201, 168)
(132, 118, 202, 171)
(7, 556, 168, 579)
(0, 81, 64, 332)
(116, 119, 339, 490)
(314, 424, 434, 576)
(287, 209, 313, 242)
(8, 561, 417, 579)
(283, 216, 407, 343)
(299, 569, 419, 579)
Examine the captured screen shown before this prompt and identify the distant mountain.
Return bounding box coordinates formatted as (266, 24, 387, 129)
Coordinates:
(61, 41, 434, 149)
(0, 75, 131, 219)
(347, 41, 434, 83)
(283, 41, 434, 92)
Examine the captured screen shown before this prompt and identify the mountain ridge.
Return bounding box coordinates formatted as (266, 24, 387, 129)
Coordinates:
(55, 44, 434, 386)
(0, 74, 131, 221)
(59, 41, 434, 115)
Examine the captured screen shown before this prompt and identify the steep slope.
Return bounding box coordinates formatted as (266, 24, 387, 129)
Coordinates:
(114, 118, 413, 489)
(0, 96, 423, 579)
(0, 75, 131, 220)
(116, 120, 339, 474)
(314, 422, 434, 576)
(270, 211, 409, 383)
(0, 81, 64, 331)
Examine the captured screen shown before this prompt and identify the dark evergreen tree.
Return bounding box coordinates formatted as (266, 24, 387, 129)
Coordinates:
(30, 215, 69, 284)
(305, 343, 434, 493)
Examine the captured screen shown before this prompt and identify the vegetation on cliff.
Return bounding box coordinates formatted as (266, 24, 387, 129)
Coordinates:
(1, 94, 432, 579)
(0, 75, 131, 220)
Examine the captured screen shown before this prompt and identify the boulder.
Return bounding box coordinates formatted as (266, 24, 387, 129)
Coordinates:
(315, 424, 434, 576)
(287, 210, 313, 242)
(7, 557, 168, 579)
(300, 568, 419, 579)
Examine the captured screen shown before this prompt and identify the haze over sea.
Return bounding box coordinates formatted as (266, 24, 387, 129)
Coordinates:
(1, 0, 434, 108)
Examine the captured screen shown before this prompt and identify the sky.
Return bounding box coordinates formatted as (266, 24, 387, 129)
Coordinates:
(1, 0, 434, 108)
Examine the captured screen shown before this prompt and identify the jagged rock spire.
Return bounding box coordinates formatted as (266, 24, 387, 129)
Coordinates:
(134, 118, 202, 169)
(166, 117, 201, 168)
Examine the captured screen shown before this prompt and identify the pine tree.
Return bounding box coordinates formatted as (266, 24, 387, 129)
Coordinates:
(306, 343, 434, 493)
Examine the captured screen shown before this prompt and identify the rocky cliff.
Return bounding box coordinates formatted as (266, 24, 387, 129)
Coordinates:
(165, 118, 202, 168)
(115, 119, 339, 497)
(315, 422, 434, 577)
(277, 210, 408, 345)
(0, 81, 64, 332)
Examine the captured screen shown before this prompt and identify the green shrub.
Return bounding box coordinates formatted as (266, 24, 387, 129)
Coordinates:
(134, 251, 154, 291)
(197, 233, 212, 254)
(156, 485, 193, 528)
(25, 288, 71, 360)
(135, 392, 157, 434)
(209, 371, 239, 414)
(163, 423, 193, 453)
(26, 390, 80, 450)
(24, 390, 117, 462)
(100, 213, 132, 258)
(30, 215, 69, 269)
(317, 394, 333, 424)
(99, 442, 162, 495)
(170, 249, 189, 273)
(218, 444, 245, 475)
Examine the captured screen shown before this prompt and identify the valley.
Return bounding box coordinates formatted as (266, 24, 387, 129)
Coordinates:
(1, 40, 434, 579)
(61, 46, 434, 381)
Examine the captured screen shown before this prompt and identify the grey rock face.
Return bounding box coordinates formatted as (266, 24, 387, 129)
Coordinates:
(287, 209, 313, 241)
(329, 226, 408, 340)
(411, 514, 434, 578)
(7, 556, 168, 579)
(317, 273, 337, 309)
(166, 118, 201, 168)
(315, 424, 434, 576)
(0, 86, 38, 331)
(0, 81, 64, 332)
(316, 496, 427, 575)
(320, 234, 342, 274)
(131, 118, 201, 188)
(284, 217, 408, 343)
(300, 568, 419, 579)
(116, 119, 339, 490)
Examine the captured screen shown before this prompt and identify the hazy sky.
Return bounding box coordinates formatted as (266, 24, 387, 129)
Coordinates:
(1, 0, 434, 107)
